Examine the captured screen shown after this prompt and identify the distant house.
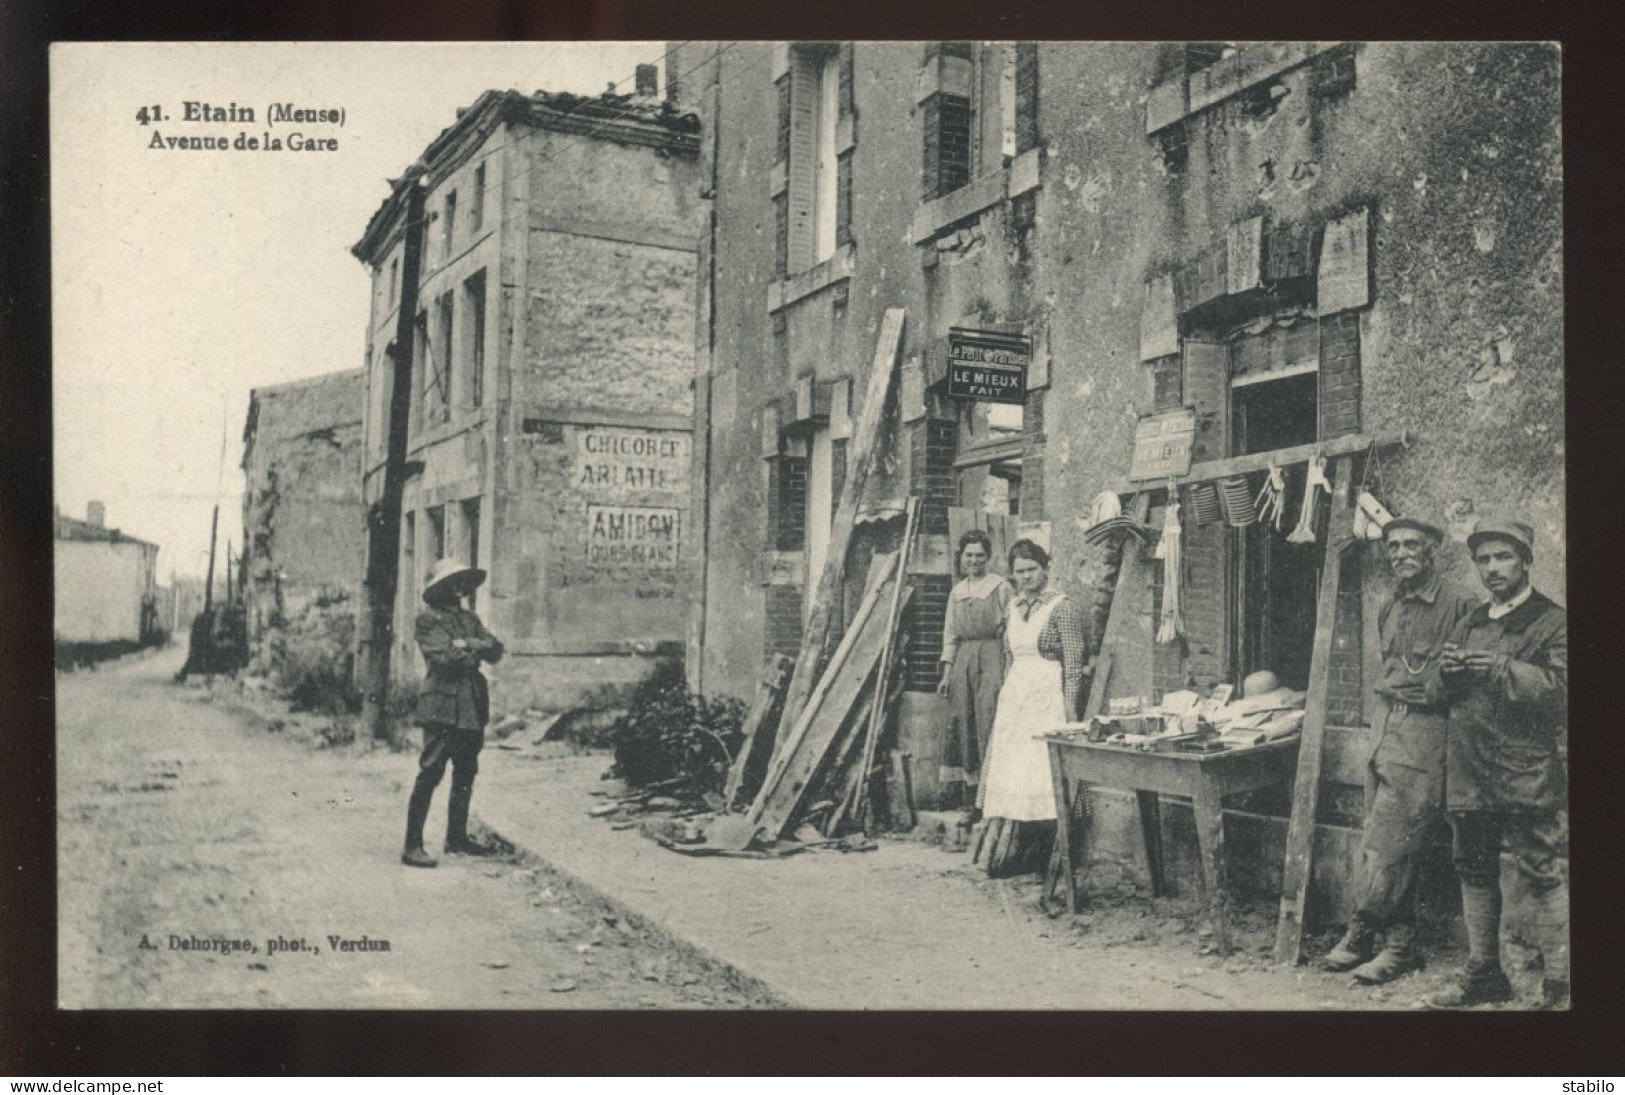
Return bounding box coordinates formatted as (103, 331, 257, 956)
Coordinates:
(54, 501, 161, 648)
(240, 370, 367, 652)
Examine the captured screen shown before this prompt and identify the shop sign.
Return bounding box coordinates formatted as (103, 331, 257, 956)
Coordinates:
(947, 328, 1030, 405)
(1129, 409, 1197, 481)
(574, 426, 689, 495)
(586, 505, 681, 569)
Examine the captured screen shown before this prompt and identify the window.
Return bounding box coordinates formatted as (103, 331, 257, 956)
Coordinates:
(460, 497, 481, 570)
(774, 43, 854, 277)
(436, 292, 454, 415)
(413, 310, 430, 429)
(388, 257, 399, 304)
(442, 190, 457, 257)
(464, 270, 486, 408)
(1013, 43, 1040, 157)
(470, 164, 485, 232)
(425, 504, 446, 563)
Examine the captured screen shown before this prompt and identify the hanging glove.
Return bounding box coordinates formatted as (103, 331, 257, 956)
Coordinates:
(1286, 454, 1329, 544)
(1255, 464, 1287, 531)
(1156, 498, 1184, 644)
(1353, 489, 1394, 542)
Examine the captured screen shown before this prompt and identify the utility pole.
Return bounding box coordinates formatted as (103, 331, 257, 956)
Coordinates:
(361, 177, 427, 741)
(203, 504, 219, 617)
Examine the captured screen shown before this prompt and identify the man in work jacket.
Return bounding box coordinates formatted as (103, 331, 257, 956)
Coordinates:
(1427, 517, 1568, 1009)
(1323, 516, 1478, 983)
(401, 558, 506, 868)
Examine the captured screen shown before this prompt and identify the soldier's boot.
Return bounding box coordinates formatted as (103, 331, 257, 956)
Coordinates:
(1322, 914, 1378, 972)
(1352, 923, 1422, 984)
(444, 775, 497, 856)
(1425, 882, 1511, 1008)
(1532, 883, 1570, 1010)
(1425, 960, 1514, 1008)
(402, 770, 438, 867)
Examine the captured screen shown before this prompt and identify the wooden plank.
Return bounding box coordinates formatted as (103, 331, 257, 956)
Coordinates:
(1109, 431, 1406, 496)
(1083, 494, 1152, 720)
(841, 496, 920, 831)
(1273, 455, 1356, 965)
(721, 654, 794, 811)
(773, 308, 906, 757)
(753, 554, 898, 813)
(753, 585, 911, 838)
(887, 749, 916, 832)
(988, 512, 1014, 574)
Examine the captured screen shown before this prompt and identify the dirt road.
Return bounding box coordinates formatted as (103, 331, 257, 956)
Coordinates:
(55, 647, 771, 1009)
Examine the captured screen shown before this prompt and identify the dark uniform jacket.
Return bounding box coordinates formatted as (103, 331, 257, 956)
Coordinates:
(415, 605, 504, 730)
(1443, 589, 1567, 812)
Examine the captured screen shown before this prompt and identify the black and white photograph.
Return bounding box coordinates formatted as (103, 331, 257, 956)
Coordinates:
(47, 39, 1568, 1015)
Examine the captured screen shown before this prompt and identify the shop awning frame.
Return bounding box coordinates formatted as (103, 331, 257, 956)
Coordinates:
(1109, 428, 1408, 496)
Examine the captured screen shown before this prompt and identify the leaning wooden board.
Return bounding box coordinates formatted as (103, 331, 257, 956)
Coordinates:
(1272, 454, 1355, 965)
(752, 578, 913, 839)
(751, 553, 898, 814)
(721, 654, 794, 811)
(772, 308, 906, 745)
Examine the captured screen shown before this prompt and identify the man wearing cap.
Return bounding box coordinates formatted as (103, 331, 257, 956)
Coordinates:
(401, 558, 506, 868)
(1428, 517, 1568, 1009)
(1323, 516, 1479, 983)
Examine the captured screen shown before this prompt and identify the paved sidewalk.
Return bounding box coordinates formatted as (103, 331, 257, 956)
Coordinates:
(474, 743, 1398, 1010)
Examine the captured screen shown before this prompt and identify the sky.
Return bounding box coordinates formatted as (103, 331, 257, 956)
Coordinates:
(52, 41, 667, 582)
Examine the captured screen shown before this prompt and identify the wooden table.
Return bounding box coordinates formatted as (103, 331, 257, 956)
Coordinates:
(1045, 735, 1301, 955)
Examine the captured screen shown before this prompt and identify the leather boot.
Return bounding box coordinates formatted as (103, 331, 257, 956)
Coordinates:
(1352, 923, 1422, 984)
(1531, 883, 1570, 987)
(400, 846, 438, 869)
(1323, 915, 1377, 972)
(444, 775, 497, 856)
(1425, 960, 1514, 1008)
(403, 776, 436, 862)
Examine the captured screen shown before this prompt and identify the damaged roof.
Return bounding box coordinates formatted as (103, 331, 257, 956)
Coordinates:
(352, 87, 701, 265)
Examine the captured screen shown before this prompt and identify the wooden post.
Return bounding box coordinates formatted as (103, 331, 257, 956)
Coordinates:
(202, 504, 219, 618)
(772, 308, 905, 746)
(360, 178, 427, 741)
(1273, 454, 1355, 964)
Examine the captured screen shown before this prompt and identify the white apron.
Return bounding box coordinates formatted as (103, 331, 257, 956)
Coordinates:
(977, 594, 1064, 821)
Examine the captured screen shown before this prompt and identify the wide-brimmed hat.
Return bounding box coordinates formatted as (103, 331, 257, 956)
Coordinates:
(1466, 516, 1535, 562)
(423, 558, 486, 601)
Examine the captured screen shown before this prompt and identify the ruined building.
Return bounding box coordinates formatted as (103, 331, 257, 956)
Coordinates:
(680, 43, 1561, 916)
(240, 369, 367, 655)
(352, 69, 703, 712)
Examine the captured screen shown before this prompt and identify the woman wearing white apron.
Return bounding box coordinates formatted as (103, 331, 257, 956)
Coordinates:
(976, 539, 1090, 878)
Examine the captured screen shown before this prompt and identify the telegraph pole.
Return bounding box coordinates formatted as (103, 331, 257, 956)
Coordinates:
(361, 177, 426, 741)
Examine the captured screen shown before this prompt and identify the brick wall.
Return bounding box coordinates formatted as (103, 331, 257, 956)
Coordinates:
(902, 574, 953, 691)
(1181, 520, 1228, 687)
(1319, 312, 1362, 439)
(1327, 556, 1365, 723)
(1149, 547, 1184, 697)
(1151, 355, 1183, 412)
(911, 416, 957, 535)
(764, 583, 805, 658)
(768, 455, 808, 551)
(1014, 42, 1040, 156)
(1021, 391, 1047, 519)
(921, 94, 973, 201)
